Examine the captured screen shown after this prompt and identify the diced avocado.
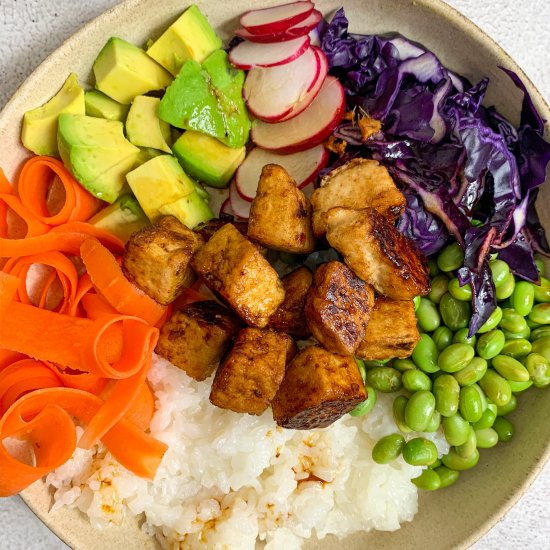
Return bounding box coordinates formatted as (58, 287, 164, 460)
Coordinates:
(134, 147, 163, 167)
(93, 37, 173, 104)
(159, 50, 250, 148)
(159, 190, 214, 229)
(89, 194, 149, 242)
(85, 90, 129, 122)
(126, 155, 196, 221)
(147, 5, 222, 76)
(125, 95, 172, 153)
(21, 73, 85, 156)
(194, 182, 210, 202)
(172, 130, 245, 188)
(58, 113, 140, 203)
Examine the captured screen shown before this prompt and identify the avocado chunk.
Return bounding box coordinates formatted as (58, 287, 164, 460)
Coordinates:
(85, 90, 129, 122)
(134, 147, 163, 167)
(159, 50, 250, 148)
(126, 95, 172, 153)
(147, 5, 222, 76)
(159, 190, 214, 229)
(126, 155, 196, 221)
(173, 130, 245, 188)
(93, 37, 173, 104)
(89, 194, 149, 242)
(21, 73, 85, 157)
(58, 113, 140, 203)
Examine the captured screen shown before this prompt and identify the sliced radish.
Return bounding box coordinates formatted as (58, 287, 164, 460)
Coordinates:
(251, 76, 345, 154)
(240, 1, 314, 35)
(244, 47, 320, 122)
(236, 145, 328, 201)
(235, 10, 323, 43)
(229, 35, 310, 70)
(220, 198, 235, 217)
(229, 181, 252, 218)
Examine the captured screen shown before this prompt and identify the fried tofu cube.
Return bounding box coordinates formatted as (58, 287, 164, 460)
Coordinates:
(155, 300, 241, 380)
(267, 266, 313, 338)
(247, 164, 315, 254)
(356, 298, 420, 360)
(272, 345, 366, 429)
(305, 261, 375, 355)
(210, 328, 296, 415)
(122, 215, 204, 305)
(191, 223, 285, 327)
(311, 159, 405, 237)
(195, 215, 248, 242)
(326, 207, 430, 300)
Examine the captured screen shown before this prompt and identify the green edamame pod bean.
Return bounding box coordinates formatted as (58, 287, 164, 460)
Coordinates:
(471, 383, 488, 412)
(365, 367, 402, 393)
(412, 334, 440, 373)
(477, 306, 503, 334)
(459, 385, 484, 423)
(428, 258, 441, 277)
(364, 359, 391, 368)
(438, 343, 475, 373)
(432, 326, 454, 351)
(456, 425, 477, 458)
(527, 319, 542, 330)
(442, 448, 480, 471)
(448, 278, 473, 302)
(523, 352, 550, 388)
(402, 437, 439, 466)
(490, 259, 510, 288)
(393, 358, 417, 372)
(412, 469, 441, 491)
(372, 433, 405, 464)
(496, 394, 517, 416)
(508, 379, 533, 393)
(442, 413, 470, 446)
(496, 272, 516, 300)
(510, 282, 535, 316)
(424, 410, 442, 433)
(453, 357, 488, 386)
(501, 338, 532, 359)
(434, 466, 460, 488)
(437, 242, 464, 272)
(500, 308, 529, 334)
(535, 258, 546, 277)
(433, 374, 460, 417)
(533, 276, 550, 303)
(492, 355, 530, 382)
(393, 396, 412, 434)
(413, 295, 421, 311)
(439, 293, 471, 331)
(530, 326, 550, 342)
(402, 370, 432, 392)
(475, 428, 499, 448)
(476, 330, 506, 360)
(349, 386, 377, 417)
(404, 390, 436, 432)
(531, 337, 550, 362)
(529, 303, 550, 325)
(473, 404, 497, 430)
(493, 416, 514, 442)
(453, 328, 477, 346)
(355, 358, 367, 383)
(416, 298, 441, 332)
(502, 326, 531, 340)
(479, 369, 512, 407)
(429, 458, 442, 469)
(428, 275, 449, 305)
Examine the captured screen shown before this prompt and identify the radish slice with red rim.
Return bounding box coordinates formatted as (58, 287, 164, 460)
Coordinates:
(220, 198, 235, 217)
(240, 1, 314, 35)
(229, 181, 252, 218)
(229, 35, 310, 69)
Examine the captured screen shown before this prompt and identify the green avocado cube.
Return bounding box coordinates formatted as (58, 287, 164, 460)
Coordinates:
(85, 90, 130, 122)
(159, 190, 214, 229)
(126, 95, 172, 153)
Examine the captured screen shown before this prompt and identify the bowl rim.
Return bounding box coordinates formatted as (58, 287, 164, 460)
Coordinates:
(3, 0, 549, 548)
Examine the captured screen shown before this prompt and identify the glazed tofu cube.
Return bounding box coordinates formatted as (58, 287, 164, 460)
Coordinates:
(210, 328, 296, 415)
(326, 207, 430, 300)
(122, 215, 204, 305)
(267, 266, 313, 339)
(247, 164, 315, 254)
(191, 223, 285, 327)
(305, 261, 375, 355)
(155, 300, 241, 380)
(357, 298, 420, 360)
(311, 158, 405, 237)
(271, 345, 366, 429)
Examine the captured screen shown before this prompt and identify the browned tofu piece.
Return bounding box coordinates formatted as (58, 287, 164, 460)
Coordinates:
(122, 215, 204, 305)
(356, 298, 420, 360)
(311, 158, 405, 237)
(272, 345, 366, 429)
(247, 164, 315, 254)
(305, 261, 375, 355)
(195, 215, 248, 242)
(326, 207, 430, 300)
(267, 266, 313, 338)
(210, 328, 296, 415)
(191, 223, 285, 327)
(155, 300, 241, 380)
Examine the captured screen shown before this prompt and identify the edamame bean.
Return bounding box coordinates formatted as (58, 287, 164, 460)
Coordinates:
(439, 293, 471, 331)
(432, 326, 454, 351)
(433, 374, 460, 417)
(495, 272, 516, 300)
(510, 282, 535, 316)
(448, 278, 473, 301)
(434, 466, 460, 488)
(402, 437, 439, 466)
(424, 410, 442, 433)
(402, 370, 432, 392)
(442, 448, 480, 470)
(496, 394, 517, 416)
(430, 458, 442, 469)
(529, 303, 550, 325)
(417, 298, 441, 332)
(372, 433, 405, 464)
(500, 308, 529, 334)
(492, 355, 530, 382)
(490, 259, 510, 288)
(413, 295, 421, 311)
(364, 359, 391, 368)
(453, 328, 477, 346)
(437, 242, 464, 272)
(393, 396, 412, 433)
(530, 326, 550, 342)
(453, 357, 488, 386)
(458, 386, 483, 423)
(502, 325, 531, 340)
(405, 390, 436, 432)
(428, 258, 441, 277)
(473, 404, 497, 430)
(428, 275, 449, 304)
(442, 413, 470, 446)
(349, 386, 377, 417)
(365, 367, 402, 393)
(501, 338, 532, 359)
(412, 469, 441, 491)
(412, 334, 440, 373)
(393, 358, 417, 372)
(456, 425, 477, 458)
(479, 370, 512, 407)
(355, 358, 367, 383)
(527, 318, 542, 330)
(531, 337, 550, 362)
(523, 353, 550, 388)
(533, 276, 550, 303)
(471, 383, 488, 412)
(535, 258, 546, 277)
(477, 307, 504, 334)
(438, 343, 475, 373)
(508, 379, 533, 393)
(475, 428, 499, 448)
(476, 330, 506, 360)
(493, 416, 514, 442)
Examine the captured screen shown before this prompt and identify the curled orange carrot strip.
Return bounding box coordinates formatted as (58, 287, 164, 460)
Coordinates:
(0, 272, 20, 316)
(0, 349, 25, 372)
(124, 382, 156, 432)
(81, 293, 118, 319)
(0, 193, 49, 237)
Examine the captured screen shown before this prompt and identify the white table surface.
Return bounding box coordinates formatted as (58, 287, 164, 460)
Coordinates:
(1, 0, 549, 548)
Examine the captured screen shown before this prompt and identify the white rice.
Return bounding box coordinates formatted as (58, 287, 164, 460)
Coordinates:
(45, 355, 449, 549)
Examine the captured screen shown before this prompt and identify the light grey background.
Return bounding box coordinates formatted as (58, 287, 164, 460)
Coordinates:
(0, 0, 549, 548)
